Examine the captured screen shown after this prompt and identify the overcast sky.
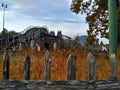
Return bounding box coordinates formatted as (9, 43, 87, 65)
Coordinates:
(0, 0, 89, 37)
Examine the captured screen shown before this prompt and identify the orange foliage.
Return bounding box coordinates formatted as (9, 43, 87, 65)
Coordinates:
(0, 48, 120, 80)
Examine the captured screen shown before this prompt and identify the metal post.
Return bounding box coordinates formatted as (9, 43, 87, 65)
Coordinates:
(1, 3, 7, 31)
(3, 5, 5, 30)
(108, 0, 118, 55)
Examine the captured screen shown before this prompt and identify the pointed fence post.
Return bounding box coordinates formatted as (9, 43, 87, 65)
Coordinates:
(110, 53, 117, 79)
(87, 52, 96, 81)
(44, 50, 51, 80)
(23, 55, 30, 80)
(3, 50, 9, 80)
(67, 54, 76, 80)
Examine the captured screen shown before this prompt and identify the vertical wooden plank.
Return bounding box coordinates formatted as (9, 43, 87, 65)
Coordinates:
(67, 54, 76, 80)
(3, 50, 9, 80)
(30, 38, 36, 51)
(44, 50, 51, 80)
(19, 42, 23, 51)
(23, 55, 30, 80)
(57, 39, 62, 50)
(110, 53, 117, 79)
(87, 52, 96, 81)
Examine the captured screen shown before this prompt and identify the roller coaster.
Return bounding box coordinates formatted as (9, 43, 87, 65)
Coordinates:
(0, 26, 64, 50)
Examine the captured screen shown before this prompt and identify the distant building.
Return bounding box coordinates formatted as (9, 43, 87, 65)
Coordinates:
(62, 35, 71, 50)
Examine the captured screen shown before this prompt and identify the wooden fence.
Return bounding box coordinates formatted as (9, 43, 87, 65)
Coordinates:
(3, 50, 78, 81)
(1, 50, 120, 90)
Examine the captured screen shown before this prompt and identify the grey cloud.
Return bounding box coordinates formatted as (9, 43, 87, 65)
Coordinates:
(2, 0, 86, 25)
